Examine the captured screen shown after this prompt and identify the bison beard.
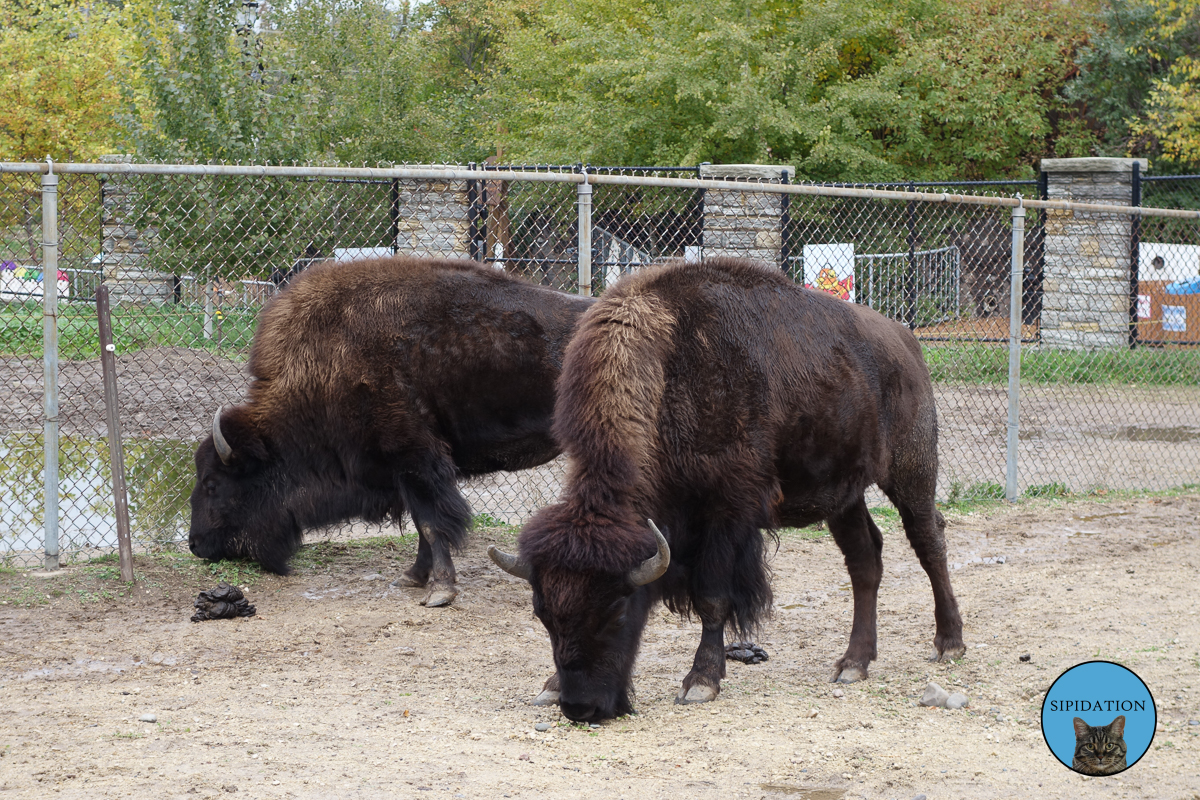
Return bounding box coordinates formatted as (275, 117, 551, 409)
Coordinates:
(490, 257, 966, 722)
(188, 255, 593, 606)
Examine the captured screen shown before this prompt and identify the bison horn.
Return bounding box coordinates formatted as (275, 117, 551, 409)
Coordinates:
(488, 545, 532, 582)
(212, 407, 233, 465)
(628, 519, 671, 587)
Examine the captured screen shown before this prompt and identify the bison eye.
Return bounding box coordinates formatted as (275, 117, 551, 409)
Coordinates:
(204, 480, 217, 497)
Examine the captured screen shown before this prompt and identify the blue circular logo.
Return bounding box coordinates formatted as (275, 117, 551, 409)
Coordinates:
(1041, 660, 1156, 775)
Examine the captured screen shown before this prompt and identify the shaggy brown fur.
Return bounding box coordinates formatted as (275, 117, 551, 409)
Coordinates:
(189, 256, 593, 606)
(515, 257, 965, 721)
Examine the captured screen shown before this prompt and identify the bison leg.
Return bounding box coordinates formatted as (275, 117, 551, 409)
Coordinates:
(894, 502, 965, 663)
(395, 453, 472, 608)
(415, 523, 458, 608)
(676, 596, 729, 705)
(392, 532, 432, 588)
(828, 499, 883, 683)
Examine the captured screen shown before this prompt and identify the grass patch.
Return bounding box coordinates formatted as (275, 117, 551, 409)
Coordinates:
(923, 342, 1200, 386)
(0, 300, 258, 359)
(200, 558, 265, 587)
(290, 535, 412, 571)
(1025, 482, 1070, 498)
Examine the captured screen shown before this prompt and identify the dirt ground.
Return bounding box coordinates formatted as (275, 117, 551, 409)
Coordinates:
(2, 493, 1198, 800)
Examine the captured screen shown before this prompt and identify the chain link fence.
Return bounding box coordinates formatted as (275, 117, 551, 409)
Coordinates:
(1, 161, 1198, 569)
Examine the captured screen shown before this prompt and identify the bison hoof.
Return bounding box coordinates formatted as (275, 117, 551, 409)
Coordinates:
(391, 573, 425, 588)
(532, 689, 561, 706)
(674, 684, 718, 705)
(833, 664, 869, 683)
(420, 585, 457, 607)
(932, 643, 967, 662)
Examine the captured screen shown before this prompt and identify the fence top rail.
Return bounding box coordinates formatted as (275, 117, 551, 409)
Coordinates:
(4, 161, 1199, 221)
(1141, 173, 1200, 183)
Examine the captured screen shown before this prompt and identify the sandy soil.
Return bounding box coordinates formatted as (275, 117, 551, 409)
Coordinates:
(2, 493, 1198, 799)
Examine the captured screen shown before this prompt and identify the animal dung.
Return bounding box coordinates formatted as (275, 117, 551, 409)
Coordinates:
(725, 642, 769, 664)
(190, 583, 257, 622)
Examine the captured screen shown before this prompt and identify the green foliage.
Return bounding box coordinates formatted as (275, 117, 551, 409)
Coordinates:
(482, 0, 1099, 179)
(1025, 482, 1070, 498)
(0, 0, 133, 160)
(202, 558, 263, 586)
(1064, 0, 1167, 157)
(945, 479, 1006, 506)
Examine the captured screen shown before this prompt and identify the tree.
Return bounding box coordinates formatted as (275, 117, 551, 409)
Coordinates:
(482, 0, 1098, 180)
(0, 0, 132, 161)
(1128, 0, 1200, 169)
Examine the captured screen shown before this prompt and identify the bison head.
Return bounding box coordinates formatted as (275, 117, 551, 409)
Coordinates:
(189, 406, 299, 574)
(489, 515, 670, 722)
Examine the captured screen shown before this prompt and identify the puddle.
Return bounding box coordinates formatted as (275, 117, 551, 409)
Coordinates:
(1097, 426, 1200, 443)
(1073, 511, 1132, 522)
(759, 786, 844, 799)
(22, 657, 133, 680)
(1, 433, 194, 554)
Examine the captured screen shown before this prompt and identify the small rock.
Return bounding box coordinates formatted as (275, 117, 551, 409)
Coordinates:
(518, 753, 530, 761)
(1188, 720, 1199, 726)
(831, 688, 845, 698)
(913, 795, 928, 800)
(138, 714, 157, 723)
(534, 722, 552, 732)
(946, 693, 970, 710)
(806, 709, 818, 718)
(1019, 653, 1031, 662)
(588, 723, 600, 729)
(919, 682, 950, 708)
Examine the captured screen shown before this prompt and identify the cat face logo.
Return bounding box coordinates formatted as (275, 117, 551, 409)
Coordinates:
(806, 267, 854, 301)
(1041, 661, 1155, 777)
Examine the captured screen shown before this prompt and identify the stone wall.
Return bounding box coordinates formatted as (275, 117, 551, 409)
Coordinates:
(1039, 157, 1147, 350)
(98, 155, 173, 304)
(699, 164, 794, 264)
(391, 178, 470, 258)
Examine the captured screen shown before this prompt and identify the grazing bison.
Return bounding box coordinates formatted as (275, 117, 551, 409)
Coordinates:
(189, 255, 594, 607)
(489, 257, 965, 721)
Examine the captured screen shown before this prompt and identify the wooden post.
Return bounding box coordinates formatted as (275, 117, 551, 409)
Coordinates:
(96, 284, 134, 582)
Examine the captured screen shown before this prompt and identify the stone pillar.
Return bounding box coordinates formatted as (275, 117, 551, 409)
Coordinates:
(99, 155, 173, 304)
(391, 177, 471, 258)
(1039, 157, 1147, 350)
(700, 164, 795, 264)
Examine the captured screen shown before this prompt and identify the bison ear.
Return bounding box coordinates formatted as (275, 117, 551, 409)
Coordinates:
(211, 405, 268, 465)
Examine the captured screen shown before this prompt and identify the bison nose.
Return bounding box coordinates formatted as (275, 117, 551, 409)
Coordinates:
(559, 701, 600, 723)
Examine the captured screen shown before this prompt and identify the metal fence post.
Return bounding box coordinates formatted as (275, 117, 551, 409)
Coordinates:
(41, 161, 61, 571)
(467, 162, 482, 262)
(97, 285, 134, 581)
(577, 170, 593, 296)
(779, 168, 791, 270)
(905, 181, 917, 329)
(1129, 160, 1142, 348)
(1005, 202, 1026, 503)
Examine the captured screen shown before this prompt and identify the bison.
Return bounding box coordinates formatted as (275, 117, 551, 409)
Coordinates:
(489, 257, 965, 722)
(189, 255, 594, 607)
